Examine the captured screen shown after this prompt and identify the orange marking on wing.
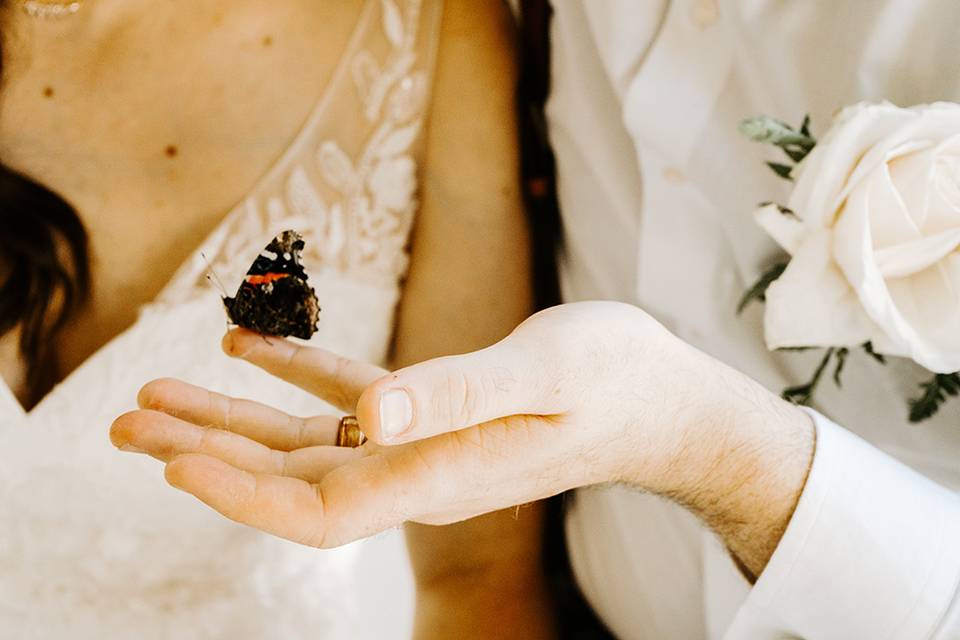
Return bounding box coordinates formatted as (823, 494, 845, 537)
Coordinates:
(245, 272, 291, 285)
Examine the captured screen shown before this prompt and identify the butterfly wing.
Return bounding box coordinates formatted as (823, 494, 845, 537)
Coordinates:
(223, 230, 320, 339)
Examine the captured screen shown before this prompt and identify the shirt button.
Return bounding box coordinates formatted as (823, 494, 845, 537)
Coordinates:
(662, 166, 686, 184)
(691, 0, 720, 29)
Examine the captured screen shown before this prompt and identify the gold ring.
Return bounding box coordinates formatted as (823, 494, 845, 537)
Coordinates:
(336, 416, 367, 448)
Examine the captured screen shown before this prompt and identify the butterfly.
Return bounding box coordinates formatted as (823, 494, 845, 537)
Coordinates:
(222, 230, 320, 339)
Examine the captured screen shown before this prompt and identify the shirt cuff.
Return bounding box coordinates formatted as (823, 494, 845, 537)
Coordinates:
(724, 409, 960, 640)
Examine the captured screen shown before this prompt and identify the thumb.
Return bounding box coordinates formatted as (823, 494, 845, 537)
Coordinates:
(357, 336, 566, 445)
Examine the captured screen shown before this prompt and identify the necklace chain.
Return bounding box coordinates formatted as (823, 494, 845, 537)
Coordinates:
(21, 1, 83, 19)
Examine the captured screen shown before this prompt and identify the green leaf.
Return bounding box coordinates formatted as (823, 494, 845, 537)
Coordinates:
(738, 116, 815, 149)
(782, 348, 835, 406)
(862, 341, 887, 365)
(908, 372, 960, 422)
(783, 146, 809, 163)
(832, 348, 849, 387)
(737, 261, 788, 314)
(767, 162, 794, 181)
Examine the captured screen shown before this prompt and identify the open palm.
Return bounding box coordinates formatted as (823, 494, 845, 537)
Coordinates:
(111, 326, 587, 548)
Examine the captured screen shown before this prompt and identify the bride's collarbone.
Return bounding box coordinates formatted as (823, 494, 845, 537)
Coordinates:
(0, 0, 362, 219)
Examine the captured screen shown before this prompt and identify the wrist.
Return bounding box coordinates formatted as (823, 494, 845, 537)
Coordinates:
(623, 346, 815, 577)
(696, 386, 814, 577)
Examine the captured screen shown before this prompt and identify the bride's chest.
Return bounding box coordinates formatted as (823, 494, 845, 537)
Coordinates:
(0, 1, 369, 390)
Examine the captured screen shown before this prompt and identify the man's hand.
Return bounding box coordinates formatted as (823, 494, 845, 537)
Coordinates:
(111, 301, 814, 576)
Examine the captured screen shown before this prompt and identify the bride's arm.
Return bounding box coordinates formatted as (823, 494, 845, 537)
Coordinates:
(390, 1, 553, 638)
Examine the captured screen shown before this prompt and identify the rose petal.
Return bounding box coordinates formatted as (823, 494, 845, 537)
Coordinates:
(862, 155, 924, 250)
(838, 135, 930, 226)
(875, 228, 960, 278)
(834, 172, 911, 351)
(789, 103, 910, 228)
(835, 169, 960, 372)
(886, 259, 960, 372)
(753, 204, 805, 255)
(924, 136, 960, 233)
(888, 144, 936, 231)
(763, 231, 882, 351)
(799, 104, 960, 231)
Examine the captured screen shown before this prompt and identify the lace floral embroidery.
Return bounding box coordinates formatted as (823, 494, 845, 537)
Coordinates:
(320, 0, 428, 279)
(161, 0, 432, 303)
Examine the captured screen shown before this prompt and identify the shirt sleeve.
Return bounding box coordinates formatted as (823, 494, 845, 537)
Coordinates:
(723, 409, 960, 640)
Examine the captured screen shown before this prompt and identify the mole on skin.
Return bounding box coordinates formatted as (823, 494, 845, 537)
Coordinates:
(262, 35, 273, 47)
(42, 86, 54, 99)
(164, 145, 179, 158)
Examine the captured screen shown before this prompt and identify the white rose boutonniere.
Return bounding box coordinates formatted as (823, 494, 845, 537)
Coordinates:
(739, 103, 960, 421)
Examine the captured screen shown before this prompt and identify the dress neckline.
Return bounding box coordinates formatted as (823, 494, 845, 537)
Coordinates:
(2, 0, 378, 421)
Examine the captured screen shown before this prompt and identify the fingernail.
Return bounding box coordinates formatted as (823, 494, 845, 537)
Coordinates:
(379, 389, 413, 440)
(119, 444, 147, 454)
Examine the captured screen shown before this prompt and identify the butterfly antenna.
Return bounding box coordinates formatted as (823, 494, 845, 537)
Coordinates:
(201, 252, 229, 297)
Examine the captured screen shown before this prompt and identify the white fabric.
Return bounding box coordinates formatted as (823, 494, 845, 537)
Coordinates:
(0, 1, 442, 637)
(727, 408, 960, 639)
(549, 1, 960, 638)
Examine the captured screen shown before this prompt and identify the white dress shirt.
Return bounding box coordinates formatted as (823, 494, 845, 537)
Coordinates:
(546, 1, 960, 638)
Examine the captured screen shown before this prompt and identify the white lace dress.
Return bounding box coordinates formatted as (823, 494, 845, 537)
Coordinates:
(0, 1, 442, 638)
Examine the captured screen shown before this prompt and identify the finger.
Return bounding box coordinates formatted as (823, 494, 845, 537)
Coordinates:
(137, 378, 339, 450)
(167, 453, 413, 548)
(167, 419, 575, 548)
(356, 335, 567, 445)
(165, 454, 338, 547)
(222, 329, 386, 412)
(317, 416, 576, 541)
(112, 410, 361, 482)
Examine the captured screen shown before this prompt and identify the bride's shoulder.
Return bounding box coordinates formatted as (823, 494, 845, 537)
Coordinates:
(413, 0, 522, 223)
(426, 0, 518, 164)
(432, 0, 518, 97)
